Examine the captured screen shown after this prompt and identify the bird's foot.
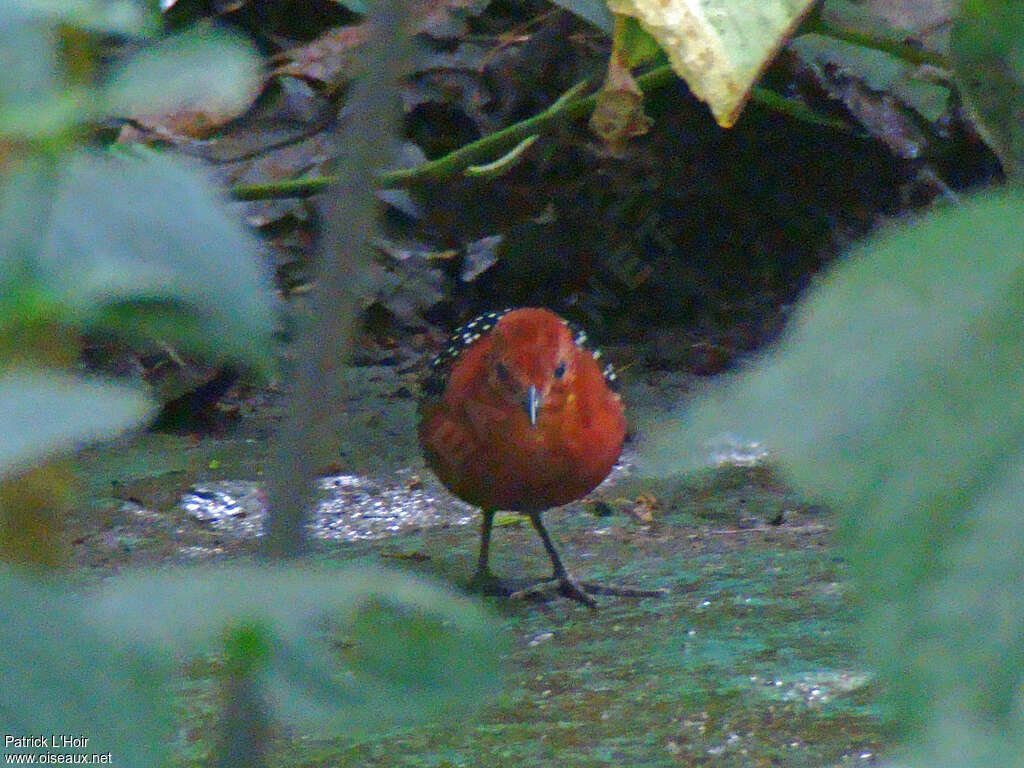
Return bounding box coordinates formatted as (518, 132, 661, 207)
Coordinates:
(510, 575, 668, 609)
(510, 576, 597, 609)
(577, 581, 669, 599)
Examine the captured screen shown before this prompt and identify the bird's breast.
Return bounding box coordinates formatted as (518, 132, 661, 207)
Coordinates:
(419, 383, 625, 512)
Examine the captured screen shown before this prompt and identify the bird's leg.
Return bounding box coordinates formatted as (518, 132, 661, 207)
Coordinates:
(513, 512, 669, 608)
(467, 509, 504, 593)
(475, 507, 495, 577)
(519, 512, 597, 609)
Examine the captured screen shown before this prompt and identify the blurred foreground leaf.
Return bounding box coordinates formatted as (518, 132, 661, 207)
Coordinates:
(0, 369, 153, 476)
(0, 1, 152, 138)
(0, 566, 172, 766)
(951, 0, 1024, 179)
(0, 459, 76, 567)
(649, 189, 1024, 763)
(0, 0, 149, 33)
(105, 26, 262, 136)
(87, 563, 505, 735)
(38, 150, 275, 371)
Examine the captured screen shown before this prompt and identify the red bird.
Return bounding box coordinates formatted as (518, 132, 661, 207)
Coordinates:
(419, 307, 659, 607)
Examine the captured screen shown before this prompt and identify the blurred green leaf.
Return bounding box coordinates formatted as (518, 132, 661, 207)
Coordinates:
(222, 621, 275, 675)
(0, 0, 150, 33)
(897, 451, 1024, 767)
(0, 369, 154, 476)
(86, 563, 505, 735)
(951, 0, 1024, 178)
(819, 0, 909, 43)
(104, 26, 262, 124)
(0, 566, 172, 766)
(0, 1, 153, 139)
(0, 157, 59, 270)
(39, 150, 276, 371)
(814, 0, 950, 68)
(649, 189, 1024, 762)
(650, 189, 1024, 504)
(0, 88, 94, 139)
(0, 23, 59, 103)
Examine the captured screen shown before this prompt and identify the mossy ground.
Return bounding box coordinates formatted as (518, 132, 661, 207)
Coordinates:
(299, 489, 885, 767)
(69, 367, 888, 766)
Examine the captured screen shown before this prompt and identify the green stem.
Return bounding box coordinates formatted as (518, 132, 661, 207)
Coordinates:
(381, 82, 596, 187)
(228, 66, 676, 200)
(750, 86, 863, 135)
(228, 54, 865, 201)
(231, 175, 334, 201)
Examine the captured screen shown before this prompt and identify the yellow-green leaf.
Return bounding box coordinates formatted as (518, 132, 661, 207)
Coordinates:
(605, 0, 817, 126)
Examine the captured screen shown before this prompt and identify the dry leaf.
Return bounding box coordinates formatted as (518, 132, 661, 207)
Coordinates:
(271, 24, 370, 90)
(589, 47, 653, 150)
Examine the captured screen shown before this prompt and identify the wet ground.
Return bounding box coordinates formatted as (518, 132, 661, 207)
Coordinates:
(68, 365, 888, 766)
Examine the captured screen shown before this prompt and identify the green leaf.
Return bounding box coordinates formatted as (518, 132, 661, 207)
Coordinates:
(897, 451, 1024, 767)
(951, 0, 1024, 179)
(0, 0, 150, 33)
(0, 23, 59, 104)
(648, 188, 1024, 761)
(619, 16, 664, 68)
(0, 88, 97, 140)
(0, 157, 59, 271)
(0, 2, 153, 139)
(327, 0, 368, 14)
(546, 0, 613, 33)
(790, 32, 950, 124)
(650, 189, 1024, 500)
(0, 369, 154, 477)
(0, 566, 172, 766)
(605, 0, 817, 127)
(86, 562, 505, 735)
(104, 26, 262, 122)
(0, 24, 94, 143)
(39, 150, 276, 371)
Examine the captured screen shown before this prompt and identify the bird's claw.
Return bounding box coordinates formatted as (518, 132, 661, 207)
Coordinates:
(557, 577, 599, 608)
(510, 577, 598, 609)
(509, 576, 668, 608)
(577, 582, 670, 599)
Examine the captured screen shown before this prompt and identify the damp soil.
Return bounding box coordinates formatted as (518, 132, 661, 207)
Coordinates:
(68, 364, 888, 767)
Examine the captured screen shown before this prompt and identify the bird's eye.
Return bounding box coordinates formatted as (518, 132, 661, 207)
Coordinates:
(553, 361, 566, 379)
(495, 362, 512, 383)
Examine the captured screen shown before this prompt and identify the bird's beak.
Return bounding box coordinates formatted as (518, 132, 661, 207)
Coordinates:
(525, 385, 542, 427)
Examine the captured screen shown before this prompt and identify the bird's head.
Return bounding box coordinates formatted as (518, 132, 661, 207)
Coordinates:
(485, 308, 583, 426)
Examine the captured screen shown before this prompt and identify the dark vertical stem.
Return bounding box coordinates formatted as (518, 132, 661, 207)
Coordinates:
(260, 3, 412, 559)
(213, 671, 271, 768)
